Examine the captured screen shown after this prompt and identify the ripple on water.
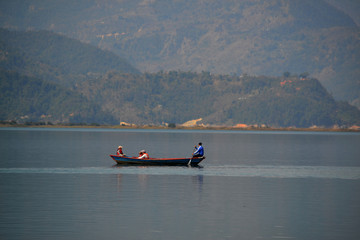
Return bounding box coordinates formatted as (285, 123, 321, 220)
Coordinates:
(0, 165, 360, 180)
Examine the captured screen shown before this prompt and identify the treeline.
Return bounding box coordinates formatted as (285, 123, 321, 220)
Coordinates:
(1, 68, 360, 127)
(77, 71, 360, 128)
(0, 70, 117, 124)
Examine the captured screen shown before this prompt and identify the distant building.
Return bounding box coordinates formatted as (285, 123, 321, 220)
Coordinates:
(120, 121, 133, 126)
(181, 118, 203, 127)
(233, 123, 249, 128)
(349, 125, 360, 130)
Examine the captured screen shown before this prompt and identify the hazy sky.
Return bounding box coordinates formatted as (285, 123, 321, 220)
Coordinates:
(325, 0, 360, 26)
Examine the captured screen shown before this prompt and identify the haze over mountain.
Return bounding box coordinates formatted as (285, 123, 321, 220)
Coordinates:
(0, 28, 139, 87)
(0, 29, 138, 124)
(0, 0, 359, 109)
(0, 28, 359, 127)
(1, 1, 360, 127)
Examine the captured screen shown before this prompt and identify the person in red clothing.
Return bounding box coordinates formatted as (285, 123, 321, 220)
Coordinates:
(116, 146, 124, 156)
(138, 150, 149, 159)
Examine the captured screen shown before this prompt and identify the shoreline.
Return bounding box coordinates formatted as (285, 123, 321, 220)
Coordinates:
(0, 123, 359, 132)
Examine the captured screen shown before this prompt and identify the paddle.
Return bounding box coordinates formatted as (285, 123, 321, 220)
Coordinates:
(188, 146, 196, 165)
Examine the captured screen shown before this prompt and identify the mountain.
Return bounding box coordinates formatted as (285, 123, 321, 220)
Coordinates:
(76, 70, 360, 128)
(0, 0, 358, 109)
(0, 29, 359, 127)
(0, 69, 117, 124)
(0, 28, 140, 86)
(0, 29, 139, 124)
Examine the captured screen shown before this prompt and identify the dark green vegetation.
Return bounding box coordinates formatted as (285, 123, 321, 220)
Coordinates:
(0, 28, 139, 86)
(0, 29, 359, 127)
(0, 28, 136, 124)
(77, 71, 360, 128)
(1, 0, 358, 109)
(0, 70, 116, 124)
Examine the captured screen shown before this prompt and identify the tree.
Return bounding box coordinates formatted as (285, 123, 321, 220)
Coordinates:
(299, 72, 310, 79)
(283, 72, 291, 78)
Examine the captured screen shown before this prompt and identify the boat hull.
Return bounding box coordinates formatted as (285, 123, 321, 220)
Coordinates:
(109, 155, 205, 166)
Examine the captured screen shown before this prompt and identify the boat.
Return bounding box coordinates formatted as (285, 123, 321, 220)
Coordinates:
(109, 155, 205, 166)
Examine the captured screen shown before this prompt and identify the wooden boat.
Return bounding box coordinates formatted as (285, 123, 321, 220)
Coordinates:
(109, 155, 205, 166)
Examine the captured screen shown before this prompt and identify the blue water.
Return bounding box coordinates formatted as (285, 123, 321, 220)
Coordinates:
(1, 128, 360, 240)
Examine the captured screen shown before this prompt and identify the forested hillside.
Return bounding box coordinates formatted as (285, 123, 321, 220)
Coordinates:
(0, 70, 116, 124)
(1, 0, 358, 109)
(0, 28, 139, 86)
(77, 71, 360, 128)
(0, 29, 359, 127)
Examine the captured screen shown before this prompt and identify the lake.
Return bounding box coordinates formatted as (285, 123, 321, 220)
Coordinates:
(0, 128, 360, 240)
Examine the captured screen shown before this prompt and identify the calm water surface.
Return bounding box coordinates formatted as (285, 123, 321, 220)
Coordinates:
(0, 128, 360, 240)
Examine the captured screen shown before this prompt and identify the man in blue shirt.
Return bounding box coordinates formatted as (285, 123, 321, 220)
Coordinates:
(193, 142, 204, 157)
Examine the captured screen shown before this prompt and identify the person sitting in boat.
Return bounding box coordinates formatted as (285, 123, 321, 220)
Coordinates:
(116, 146, 125, 156)
(193, 142, 204, 157)
(138, 150, 149, 159)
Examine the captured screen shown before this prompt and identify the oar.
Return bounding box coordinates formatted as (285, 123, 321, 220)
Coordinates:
(188, 146, 196, 165)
